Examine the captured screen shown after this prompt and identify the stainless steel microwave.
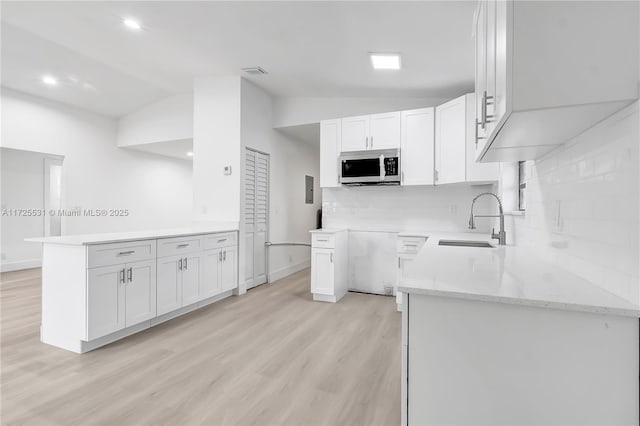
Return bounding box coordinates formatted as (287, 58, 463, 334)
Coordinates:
(339, 149, 401, 185)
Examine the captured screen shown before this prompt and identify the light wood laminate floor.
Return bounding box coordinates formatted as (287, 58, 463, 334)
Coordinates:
(1, 268, 400, 426)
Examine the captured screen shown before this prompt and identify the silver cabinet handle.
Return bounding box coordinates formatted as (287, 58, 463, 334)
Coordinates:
(330, 252, 333, 263)
(127, 267, 132, 282)
(316, 238, 328, 242)
(365, 136, 369, 149)
(398, 257, 401, 268)
(184, 257, 188, 270)
(371, 136, 373, 148)
(120, 268, 126, 283)
(118, 250, 135, 256)
(177, 243, 189, 248)
(223, 251, 226, 261)
(178, 258, 182, 271)
(435, 169, 439, 182)
(219, 252, 222, 262)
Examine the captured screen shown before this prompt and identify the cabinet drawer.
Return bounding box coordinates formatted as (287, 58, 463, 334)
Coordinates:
(88, 240, 156, 269)
(397, 237, 427, 254)
(157, 235, 203, 258)
(203, 232, 237, 250)
(312, 233, 335, 249)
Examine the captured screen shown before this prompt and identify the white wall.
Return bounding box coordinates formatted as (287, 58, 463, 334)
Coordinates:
(273, 96, 450, 128)
(192, 76, 241, 223)
(322, 185, 495, 233)
(240, 79, 321, 285)
(1, 88, 193, 239)
(117, 92, 193, 147)
(501, 100, 639, 305)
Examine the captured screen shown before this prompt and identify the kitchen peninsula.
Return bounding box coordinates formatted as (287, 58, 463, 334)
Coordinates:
(398, 237, 640, 425)
(27, 226, 238, 353)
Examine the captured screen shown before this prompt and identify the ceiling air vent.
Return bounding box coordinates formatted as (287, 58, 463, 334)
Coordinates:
(241, 66, 268, 75)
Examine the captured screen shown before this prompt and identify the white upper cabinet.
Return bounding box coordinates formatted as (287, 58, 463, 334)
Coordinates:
(320, 119, 341, 188)
(369, 112, 401, 150)
(436, 94, 499, 185)
(341, 113, 401, 152)
(475, 0, 639, 162)
(401, 108, 434, 186)
(341, 115, 371, 152)
(435, 97, 467, 185)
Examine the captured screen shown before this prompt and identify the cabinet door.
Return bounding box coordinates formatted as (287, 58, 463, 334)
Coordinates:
(475, 0, 489, 143)
(220, 246, 237, 292)
(311, 248, 334, 295)
(370, 112, 401, 150)
(484, 0, 498, 138)
(435, 96, 467, 185)
(341, 115, 370, 152)
(201, 249, 221, 299)
(465, 93, 500, 182)
(125, 259, 156, 327)
(181, 253, 201, 306)
(87, 264, 125, 340)
(156, 255, 182, 316)
(320, 119, 341, 188)
(401, 108, 434, 186)
(493, 0, 509, 130)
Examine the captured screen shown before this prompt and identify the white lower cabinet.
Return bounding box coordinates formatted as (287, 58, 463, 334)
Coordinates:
(220, 246, 237, 292)
(87, 264, 125, 340)
(87, 259, 156, 340)
(311, 248, 334, 295)
(182, 253, 202, 306)
(310, 230, 348, 303)
(201, 249, 221, 298)
(125, 259, 156, 326)
(41, 230, 239, 353)
(202, 244, 238, 296)
(156, 255, 183, 316)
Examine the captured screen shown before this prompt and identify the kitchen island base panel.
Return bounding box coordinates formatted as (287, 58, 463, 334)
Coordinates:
(405, 293, 639, 426)
(42, 290, 234, 354)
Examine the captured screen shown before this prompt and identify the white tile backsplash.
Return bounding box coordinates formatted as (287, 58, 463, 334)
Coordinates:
(504, 100, 639, 305)
(322, 184, 497, 233)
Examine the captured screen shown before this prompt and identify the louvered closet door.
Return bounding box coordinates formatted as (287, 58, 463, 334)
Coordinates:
(245, 148, 269, 289)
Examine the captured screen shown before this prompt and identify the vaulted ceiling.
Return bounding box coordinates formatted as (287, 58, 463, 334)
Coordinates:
(1, 1, 477, 117)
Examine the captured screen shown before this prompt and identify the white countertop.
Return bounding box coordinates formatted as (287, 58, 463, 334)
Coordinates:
(398, 234, 640, 318)
(25, 225, 238, 246)
(309, 228, 348, 234)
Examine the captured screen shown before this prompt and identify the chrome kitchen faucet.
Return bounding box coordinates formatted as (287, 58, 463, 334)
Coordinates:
(468, 192, 507, 245)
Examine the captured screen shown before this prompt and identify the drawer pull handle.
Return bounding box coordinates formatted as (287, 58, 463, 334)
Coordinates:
(218, 238, 227, 243)
(184, 257, 188, 270)
(118, 250, 135, 256)
(177, 244, 190, 248)
(316, 239, 329, 242)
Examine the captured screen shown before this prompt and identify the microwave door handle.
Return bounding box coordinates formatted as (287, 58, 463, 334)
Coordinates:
(379, 154, 385, 180)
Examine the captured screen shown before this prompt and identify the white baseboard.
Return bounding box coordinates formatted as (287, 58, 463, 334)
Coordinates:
(268, 259, 310, 283)
(1, 258, 42, 272)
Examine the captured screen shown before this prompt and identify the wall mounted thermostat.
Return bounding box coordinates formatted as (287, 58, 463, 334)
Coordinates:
(224, 166, 232, 175)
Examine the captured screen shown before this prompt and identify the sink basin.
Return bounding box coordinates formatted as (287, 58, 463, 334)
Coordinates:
(438, 239, 494, 248)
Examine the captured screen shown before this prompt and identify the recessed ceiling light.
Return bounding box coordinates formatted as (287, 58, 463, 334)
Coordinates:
(123, 18, 142, 31)
(370, 53, 401, 70)
(186, 151, 194, 157)
(41, 75, 58, 86)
